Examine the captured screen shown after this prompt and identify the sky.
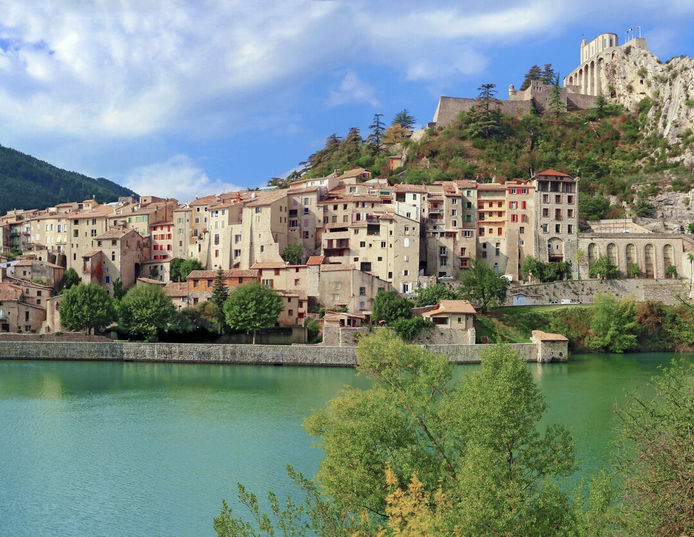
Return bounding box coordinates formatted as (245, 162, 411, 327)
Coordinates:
(1, 1, 694, 202)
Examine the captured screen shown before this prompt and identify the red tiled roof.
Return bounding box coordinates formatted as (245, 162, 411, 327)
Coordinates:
(187, 269, 259, 280)
(163, 282, 188, 297)
(536, 169, 571, 177)
(532, 330, 569, 341)
(306, 256, 325, 266)
(423, 300, 476, 315)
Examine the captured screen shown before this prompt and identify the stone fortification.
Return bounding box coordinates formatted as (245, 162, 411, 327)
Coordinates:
(432, 96, 530, 129)
(564, 34, 694, 151)
(0, 340, 567, 366)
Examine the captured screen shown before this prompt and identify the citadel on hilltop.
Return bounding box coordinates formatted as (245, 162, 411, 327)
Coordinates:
(432, 32, 650, 129)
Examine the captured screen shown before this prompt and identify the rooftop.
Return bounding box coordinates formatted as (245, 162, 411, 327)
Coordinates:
(187, 269, 259, 280)
(424, 300, 476, 315)
(532, 330, 569, 342)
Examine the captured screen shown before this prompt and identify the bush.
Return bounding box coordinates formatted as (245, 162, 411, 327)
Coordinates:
(389, 317, 434, 341)
(586, 293, 638, 353)
(372, 290, 412, 323)
(305, 319, 321, 344)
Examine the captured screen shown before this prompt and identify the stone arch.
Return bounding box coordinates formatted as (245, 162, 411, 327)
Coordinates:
(644, 244, 655, 278)
(626, 243, 637, 271)
(548, 237, 564, 262)
(589, 60, 595, 95)
(607, 242, 618, 266)
(663, 244, 674, 269)
(588, 242, 598, 265)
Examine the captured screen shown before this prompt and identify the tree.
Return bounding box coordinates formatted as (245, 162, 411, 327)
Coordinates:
(171, 258, 203, 282)
(665, 264, 678, 279)
(368, 113, 385, 155)
(119, 284, 176, 340)
(473, 83, 502, 139)
(281, 238, 303, 265)
(458, 259, 509, 312)
(540, 63, 557, 85)
(392, 109, 415, 130)
(520, 64, 542, 90)
(372, 289, 412, 323)
(615, 358, 694, 537)
(61, 268, 81, 291)
(223, 282, 283, 344)
(688, 222, 694, 234)
(579, 193, 611, 220)
(521, 255, 544, 282)
(389, 317, 434, 341)
(412, 283, 457, 307)
(586, 293, 638, 353)
(112, 277, 126, 300)
(627, 263, 642, 278)
(688, 252, 694, 293)
(383, 124, 411, 145)
(548, 84, 566, 118)
(210, 269, 229, 333)
(303, 332, 576, 533)
(59, 283, 116, 334)
(589, 254, 619, 280)
(596, 95, 607, 117)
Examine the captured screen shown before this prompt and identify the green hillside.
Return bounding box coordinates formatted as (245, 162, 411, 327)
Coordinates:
(289, 98, 694, 221)
(0, 144, 137, 215)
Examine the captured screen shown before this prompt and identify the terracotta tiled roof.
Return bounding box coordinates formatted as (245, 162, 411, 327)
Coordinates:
(393, 184, 426, 193)
(96, 228, 134, 240)
(454, 180, 477, 189)
(477, 183, 506, 190)
(251, 262, 288, 269)
(0, 283, 22, 301)
(532, 330, 569, 341)
(424, 300, 476, 315)
(163, 282, 188, 297)
(536, 169, 571, 177)
(306, 256, 325, 266)
(246, 189, 288, 207)
(189, 195, 218, 206)
(186, 269, 259, 280)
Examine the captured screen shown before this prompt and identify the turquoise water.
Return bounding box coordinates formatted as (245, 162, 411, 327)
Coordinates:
(0, 352, 691, 536)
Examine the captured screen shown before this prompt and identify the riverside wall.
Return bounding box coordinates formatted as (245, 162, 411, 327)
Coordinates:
(0, 341, 554, 366)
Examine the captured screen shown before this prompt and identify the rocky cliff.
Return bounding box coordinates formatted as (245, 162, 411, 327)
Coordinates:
(599, 43, 694, 149)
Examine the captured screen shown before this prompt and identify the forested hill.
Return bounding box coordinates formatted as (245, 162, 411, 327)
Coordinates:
(281, 100, 693, 224)
(0, 144, 137, 215)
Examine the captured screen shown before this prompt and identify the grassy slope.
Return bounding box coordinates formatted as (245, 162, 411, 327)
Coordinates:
(0, 144, 137, 215)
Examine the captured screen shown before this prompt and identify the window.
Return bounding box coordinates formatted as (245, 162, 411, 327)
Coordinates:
(403, 238, 410, 248)
(567, 195, 574, 204)
(466, 201, 472, 209)
(567, 209, 574, 218)
(303, 208, 309, 215)
(497, 228, 502, 236)
(519, 226, 525, 234)
(463, 230, 473, 238)
(193, 280, 199, 288)
(451, 209, 457, 216)
(555, 195, 561, 203)
(555, 224, 561, 233)
(509, 201, 517, 209)
(294, 279, 300, 286)
(542, 224, 548, 233)
(511, 214, 518, 222)
(403, 269, 409, 276)
(542, 208, 549, 217)
(521, 201, 526, 209)
(568, 224, 573, 234)
(543, 194, 549, 203)
(495, 243, 500, 256)
(334, 282, 342, 290)
(359, 287, 366, 296)
(262, 279, 273, 287)
(260, 245, 264, 252)
(359, 241, 366, 247)
(333, 294, 340, 301)
(452, 220, 457, 227)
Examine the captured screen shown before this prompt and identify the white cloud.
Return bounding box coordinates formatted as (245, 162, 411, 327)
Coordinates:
(122, 155, 245, 201)
(327, 70, 380, 107)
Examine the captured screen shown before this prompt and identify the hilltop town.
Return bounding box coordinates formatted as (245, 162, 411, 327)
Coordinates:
(0, 32, 693, 341)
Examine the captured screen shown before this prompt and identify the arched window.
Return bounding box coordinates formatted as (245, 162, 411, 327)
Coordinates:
(645, 244, 655, 278)
(588, 243, 598, 265)
(607, 243, 618, 266)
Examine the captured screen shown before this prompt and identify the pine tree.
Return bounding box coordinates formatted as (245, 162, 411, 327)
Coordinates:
(210, 268, 229, 333)
(473, 83, 502, 139)
(520, 64, 542, 90)
(392, 109, 415, 130)
(540, 63, 557, 85)
(368, 113, 385, 155)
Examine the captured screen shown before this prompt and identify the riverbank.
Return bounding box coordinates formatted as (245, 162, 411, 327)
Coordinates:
(0, 339, 563, 366)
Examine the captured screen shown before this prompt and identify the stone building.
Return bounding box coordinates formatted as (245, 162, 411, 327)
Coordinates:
(0, 282, 46, 333)
(82, 228, 149, 293)
(186, 268, 259, 306)
(419, 300, 476, 345)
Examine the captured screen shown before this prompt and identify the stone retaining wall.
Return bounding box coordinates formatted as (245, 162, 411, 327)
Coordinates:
(0, 340, 563, 366)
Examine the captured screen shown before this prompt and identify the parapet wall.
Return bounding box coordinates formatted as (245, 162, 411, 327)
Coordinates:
(0, 340, 565, 366)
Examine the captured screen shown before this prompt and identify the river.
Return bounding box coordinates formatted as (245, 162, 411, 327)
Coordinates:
(0, 352, 691, 536)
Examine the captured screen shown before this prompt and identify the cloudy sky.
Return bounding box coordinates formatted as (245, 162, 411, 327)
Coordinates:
(1, 1, 693, 201)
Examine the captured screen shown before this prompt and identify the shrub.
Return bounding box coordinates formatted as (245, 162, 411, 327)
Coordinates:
(389, 317, 434, 341)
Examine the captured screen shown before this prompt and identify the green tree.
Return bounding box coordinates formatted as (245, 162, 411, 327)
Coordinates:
(303, 332, 577, 533)
(112, 277, 126, 300)
(687, 252, 694, 293)
(389, 317, 434, 341)
(615, 358, 694, 537)
(368, 113, 385, 155)
(688, 222, 694, 234)
(412, 283, 457, 306)
(665, 264, 678, 278)
(627, 262, 642, 278)
(170, 258, 204, 282)
(119, 284, 176, 340)
(521, 255, 544, 282)
(589, 254, 619, 280)
(281, 238, 303, 265)
(586, 293, 638, 353)
(596, 95, 607, 117)
(548, 84, 566, 118)
(61, 267, 81, 291)
(458, 259, 509, 312)
(223, 282, 283, 344)
(520, 64, 542, 90)
(59, 283, 116, 334)
(540, 63, 557, 85)
(473, 83, 502, 139)
(210, 269, 229, 333)
(579, 193, 611, 220)
(372, 289, 412, 323)
(392, 109, 415, 130)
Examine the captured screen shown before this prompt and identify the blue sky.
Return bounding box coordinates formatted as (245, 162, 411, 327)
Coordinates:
(1, 1, 693, 201)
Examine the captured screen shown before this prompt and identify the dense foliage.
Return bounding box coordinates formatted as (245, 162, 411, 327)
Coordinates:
(281, 238, 303, 265)
(521, 256, 572, 282)
(412, 283, 458, 306)
(457, 259, 509, 312)
(0, 144, 136, 215)
(59, 283, 116, 334)
(372, 290, 412, 323)
(223, 282, 283, 343)
(60, 268, 80, 291)
(170, 258, 204, 282)
(119, 284, 176, 340)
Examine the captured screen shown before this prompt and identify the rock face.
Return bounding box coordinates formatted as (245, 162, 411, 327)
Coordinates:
(565, 38, 694, 146)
